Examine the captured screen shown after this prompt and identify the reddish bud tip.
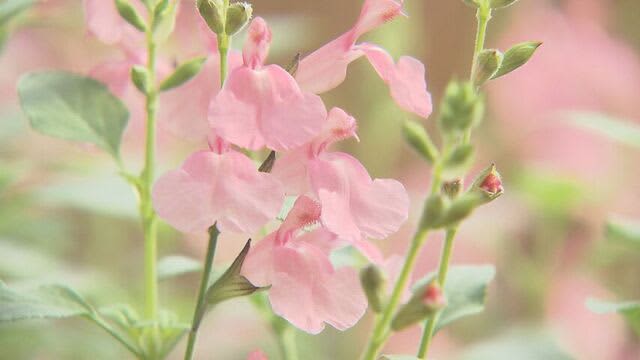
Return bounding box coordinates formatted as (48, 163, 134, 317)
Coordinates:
(479, 167, 503, 195)
(422, 282, 446, 310)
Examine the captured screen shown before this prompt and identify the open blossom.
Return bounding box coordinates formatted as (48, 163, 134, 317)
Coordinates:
(209, 17, 327, 151)
(242, 196, 367, 334)
(295, 0, 432, 118)
(272, 108, 410, 262)
(152, 149, 284, 234)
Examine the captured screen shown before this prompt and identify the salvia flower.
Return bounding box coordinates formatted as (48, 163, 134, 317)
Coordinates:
(209, 17, 327, 151)
(242, 196, 367, 334)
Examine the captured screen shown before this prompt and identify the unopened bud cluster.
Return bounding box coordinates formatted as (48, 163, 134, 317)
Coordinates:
(438, 81, 484, 138)
(198, 0, 253, 36)
(392, 281, 446, 331)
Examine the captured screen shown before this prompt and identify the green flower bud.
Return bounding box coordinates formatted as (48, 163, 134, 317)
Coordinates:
(159, 56, 207, 92)
(402, 120, 439, 164)
(437, 81, 485, 137)
(115, 0, 147, 32)
(131, 65, 151, 94)
(442, 144, 475, 178)
(197, 0, 225, 35)
(225, 2, 253, 36)
(490, 0, 519, 9)
(492, 41, 542, 79)
(420, 195, 446, 229)
(437, 192, 485, 228)
(462, 0, 482, 8)
(391, 281, 446, 331)
(360, 265, 387, 313)
(473, 49, 503, 87)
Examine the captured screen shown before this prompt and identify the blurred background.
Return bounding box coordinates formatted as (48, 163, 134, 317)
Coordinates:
(1, 0, 640, 359)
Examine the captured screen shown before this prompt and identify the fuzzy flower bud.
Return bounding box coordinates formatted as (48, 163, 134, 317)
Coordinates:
(197, 0, 225, 34)
(422, 281, 447, 311)
(225, 2, 253, 36)
(437, 81, 485, 137)
(473, 49, 503, 87)
(471, 163, 504, 202)
(360, 265, 387, 313)
(391, 281, 446, 331)
(492, 41, 542, 80)
(403, 119, 439, 164)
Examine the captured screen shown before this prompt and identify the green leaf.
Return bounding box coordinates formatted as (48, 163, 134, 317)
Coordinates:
(565, 111, 640, 149)
(114, 0, 147, 32)
(206, 240, 267, 305)
(0, 282, 93, 322)
(605, 218, 640, 249)
(402, 120, 438, 163)
(459, 329, 573, 360)
(18, 71, 129, 159)
(492, 41, 541, 79)
(586, 298, 640, 337)
(159, 56, 207, 91)
(436, 265, 495, 331)
(157, 255, 202, 280)
(415, 265, 495, 332)
(0, 0, 36, 27)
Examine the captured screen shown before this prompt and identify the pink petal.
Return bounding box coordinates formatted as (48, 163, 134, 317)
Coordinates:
(152, 151, 284, 234)
(268, 236, 366, 334)
(358, 43, 433, 118)
(295, 0, 405, 94)
(89, 59, 133, 97)
(83, 0, 145, 48)
(243, 17, 272, 69)
(247, 351, 269, 360)
(209, 65, 327, 151)
(310, 153, 409, 241)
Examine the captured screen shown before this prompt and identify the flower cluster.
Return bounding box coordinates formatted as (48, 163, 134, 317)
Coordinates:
(87, 0, 432, 334)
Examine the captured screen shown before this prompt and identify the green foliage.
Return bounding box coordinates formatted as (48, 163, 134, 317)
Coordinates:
(566, 111, 640, 149)
(0, 0, 36, 26)
(586, 298, 640, 337)
(402, 119, 439, 164)
(414, 265, 495, 332)
(0, 281, 92, 322)
(115, 0, 147, 32)
(473, 49, 503, 87)
(18, 71, 129, 160)
(458, 329, 573, 360)
(131, 65, 151, 94)
(605, 218, 640, 249)
(159, 56, 207, 91)
(157, 255, 202, 280)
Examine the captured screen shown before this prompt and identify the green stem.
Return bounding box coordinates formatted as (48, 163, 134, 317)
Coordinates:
(361, 228, 430, 360)
(469, 5, 492, 82)
(184, 226, 220, 360)
(90, 314, 143, 359)
(276, 323, 299, 360)
(416, 227, 457, 358)
(141, 12, 159, 323)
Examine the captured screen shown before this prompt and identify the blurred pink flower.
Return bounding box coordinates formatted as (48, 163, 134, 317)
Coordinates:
(489, 0, 640, 177)
(296, 0, 432, 118)
(152, 150, 284, 234)
(247, 350, 268, 360)
(83, 0, 145, 51)
(209, 17, 327, 151)
(242, 196, 367, 334)
(272, 108, 409, 262)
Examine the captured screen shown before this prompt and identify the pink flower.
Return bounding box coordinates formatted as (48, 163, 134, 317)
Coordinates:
(272, 108, 410, 262)
(247, 350, 268, 360)
(242, 196, 367, 334)
(295, 0, 432, 118)
(209, 17, 327, 151)
(83, 0, 145, 50)
(152, 150, 284, 234)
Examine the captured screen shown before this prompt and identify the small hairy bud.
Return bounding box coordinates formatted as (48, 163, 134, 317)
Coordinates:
(437, 81, 485, 137)
(492, 41, 542, 79)
(402, 120, 439, 164)
(197, 0, 225, 34)
(225, 2, 253, 36)
(360, 265, 387, 313)
(473, 49, 503, 87)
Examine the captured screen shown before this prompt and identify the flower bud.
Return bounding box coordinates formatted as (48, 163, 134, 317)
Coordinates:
(391, 281, 446, 331)
(420, 195, 445, 229)
(471, 163, 504, 202)
(403, 120, 439, 164)
(462, 0, 482, 8)
(442, 179, 463, 199)
(437, 192, 485, 228)
(225, 2, 253, 36)
(442, 144, 475, 178)
(437, 81, 485, 137)
(422, 281, 447, 311)
(131, 65, 151, 94)
(197, 0, 225, 35)
(490, 0, 519, 9)
(473, 49, 503, 87)
(115, 0, 147, 32)
(492, 41, 542, 80)
(360, 265, 386, 313)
